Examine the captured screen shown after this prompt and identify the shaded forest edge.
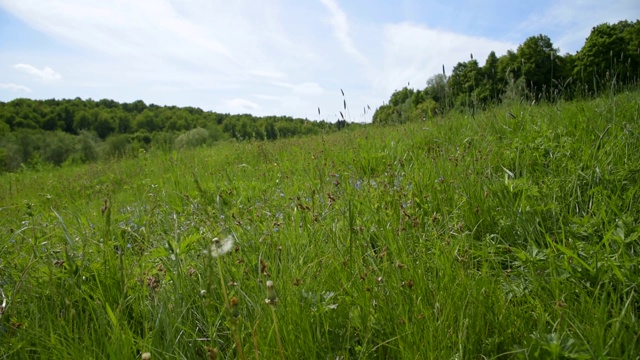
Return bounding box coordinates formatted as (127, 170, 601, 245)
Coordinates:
(1, 19, 639, 172)
(0, 99, 355, 172)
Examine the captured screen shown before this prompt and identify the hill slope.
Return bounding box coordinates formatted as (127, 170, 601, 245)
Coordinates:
(1, 92, 639, 358)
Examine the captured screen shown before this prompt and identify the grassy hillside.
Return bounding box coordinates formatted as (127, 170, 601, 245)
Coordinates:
(1, 92, 639, 359)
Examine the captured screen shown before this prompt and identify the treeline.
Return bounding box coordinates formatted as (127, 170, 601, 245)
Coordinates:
(0, 97, 348, 172)
(374, 20, 640, 124)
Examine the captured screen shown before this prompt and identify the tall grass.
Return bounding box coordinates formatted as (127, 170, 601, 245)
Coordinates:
(1, 91, 639, 359)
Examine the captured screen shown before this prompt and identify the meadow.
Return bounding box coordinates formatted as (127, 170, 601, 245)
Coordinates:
(1, 92, 639, 359)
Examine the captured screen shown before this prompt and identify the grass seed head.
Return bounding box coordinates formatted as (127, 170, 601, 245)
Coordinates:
(230, 296, 240, 318)
(205, 346, 218, 360)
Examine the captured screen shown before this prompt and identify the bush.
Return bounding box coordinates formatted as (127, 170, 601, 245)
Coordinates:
(41, 131, 76, 166)
(74, 131, 99, 163)
(174, 127, 209, 149)
(101, 134, 131, 158)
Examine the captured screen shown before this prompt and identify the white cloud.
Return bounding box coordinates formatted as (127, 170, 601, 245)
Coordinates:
(249, 70, 286, 79)
(319, 0, 369, 66)
(0, 83, 32, 92)
(14, 64, 62, 81)
(273, 81, 325, 95)
(253, 94, 282, 101)
(227, 98, 260, 111)
(378, 22, 516, 94)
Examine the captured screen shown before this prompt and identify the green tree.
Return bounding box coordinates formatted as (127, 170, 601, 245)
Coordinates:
(497, 50, 520, 86)
(115, 111, 133, 134)
(74, 109, 97, 132)
(56, 105, 76, 133)
(93, 112, 116, 139)
(449, 59, 484, 108)
(576, 20, 640, 93)
(425, 74, 448, 107)
(372, 104, 398, 125)
(123, 100, 147, 114)
(134, 109, 159, 133)
(265, 120, 278, 140)
(517, 34, 558, 99)
(483, 51, 500, 102)
(389, 87, 415, 107)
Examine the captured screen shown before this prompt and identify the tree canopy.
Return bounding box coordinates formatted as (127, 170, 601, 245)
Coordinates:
(373, 19, 640, 124)
(0, 97, 351, 172)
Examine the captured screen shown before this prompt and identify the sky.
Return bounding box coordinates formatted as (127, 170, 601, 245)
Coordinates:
(0, 1, 638, 122)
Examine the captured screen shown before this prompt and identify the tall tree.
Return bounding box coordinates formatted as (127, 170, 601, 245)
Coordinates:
(517, 34, 558, 99)
(576, 20, 640, 92)
(483, 51, 500, 102)
(449, 60, 484, 107)
(425, 74, 448, 107)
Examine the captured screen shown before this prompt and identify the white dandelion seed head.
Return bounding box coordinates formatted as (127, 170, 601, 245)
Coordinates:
(265, 280, 277, 305)
(210, 235, 234, 258)
(0, 288, 5, 318)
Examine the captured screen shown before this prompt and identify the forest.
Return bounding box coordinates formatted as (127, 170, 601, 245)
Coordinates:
(373, 20, 640, 123)
(0, 98, 349, 172)
(1, 19, 639, 172)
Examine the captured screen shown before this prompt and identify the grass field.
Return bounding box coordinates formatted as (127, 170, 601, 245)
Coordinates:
(1, 92, 639, 359)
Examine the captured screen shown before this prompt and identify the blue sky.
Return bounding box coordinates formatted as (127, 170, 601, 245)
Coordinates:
(1, 1, 638, 122)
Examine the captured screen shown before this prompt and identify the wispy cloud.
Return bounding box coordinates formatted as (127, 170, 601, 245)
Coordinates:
(378, 22, 516, 94)
(227, 98, 260, 111)
(319, 0, 369, 66)
(272, 81, 325, 95)
(249, 70, 287, 79)
(14, 64, 62, 81)
(0, 83, 32, 92)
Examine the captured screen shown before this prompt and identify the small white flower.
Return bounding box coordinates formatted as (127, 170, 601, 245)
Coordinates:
(209, 236, 234, 258)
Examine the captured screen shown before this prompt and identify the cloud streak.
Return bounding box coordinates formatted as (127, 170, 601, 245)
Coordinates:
(319, 0, 369, 66)
(377, 22, 517, 95)
(14, 64, 62, 81)
(0, 83, 32, 92)
(227, 98, 260, 111)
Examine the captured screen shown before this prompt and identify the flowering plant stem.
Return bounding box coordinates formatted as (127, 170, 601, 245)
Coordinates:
(215, 258, 245, 360)
(269, 306, 285, 360)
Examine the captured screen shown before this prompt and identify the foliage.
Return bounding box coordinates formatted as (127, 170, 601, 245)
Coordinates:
(174, 127, 209, 149)
(517, 34, 559, 99)
(373, 19, 640, 124)
(0, 99, 342, 172)
(576, 20, 640, 95)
